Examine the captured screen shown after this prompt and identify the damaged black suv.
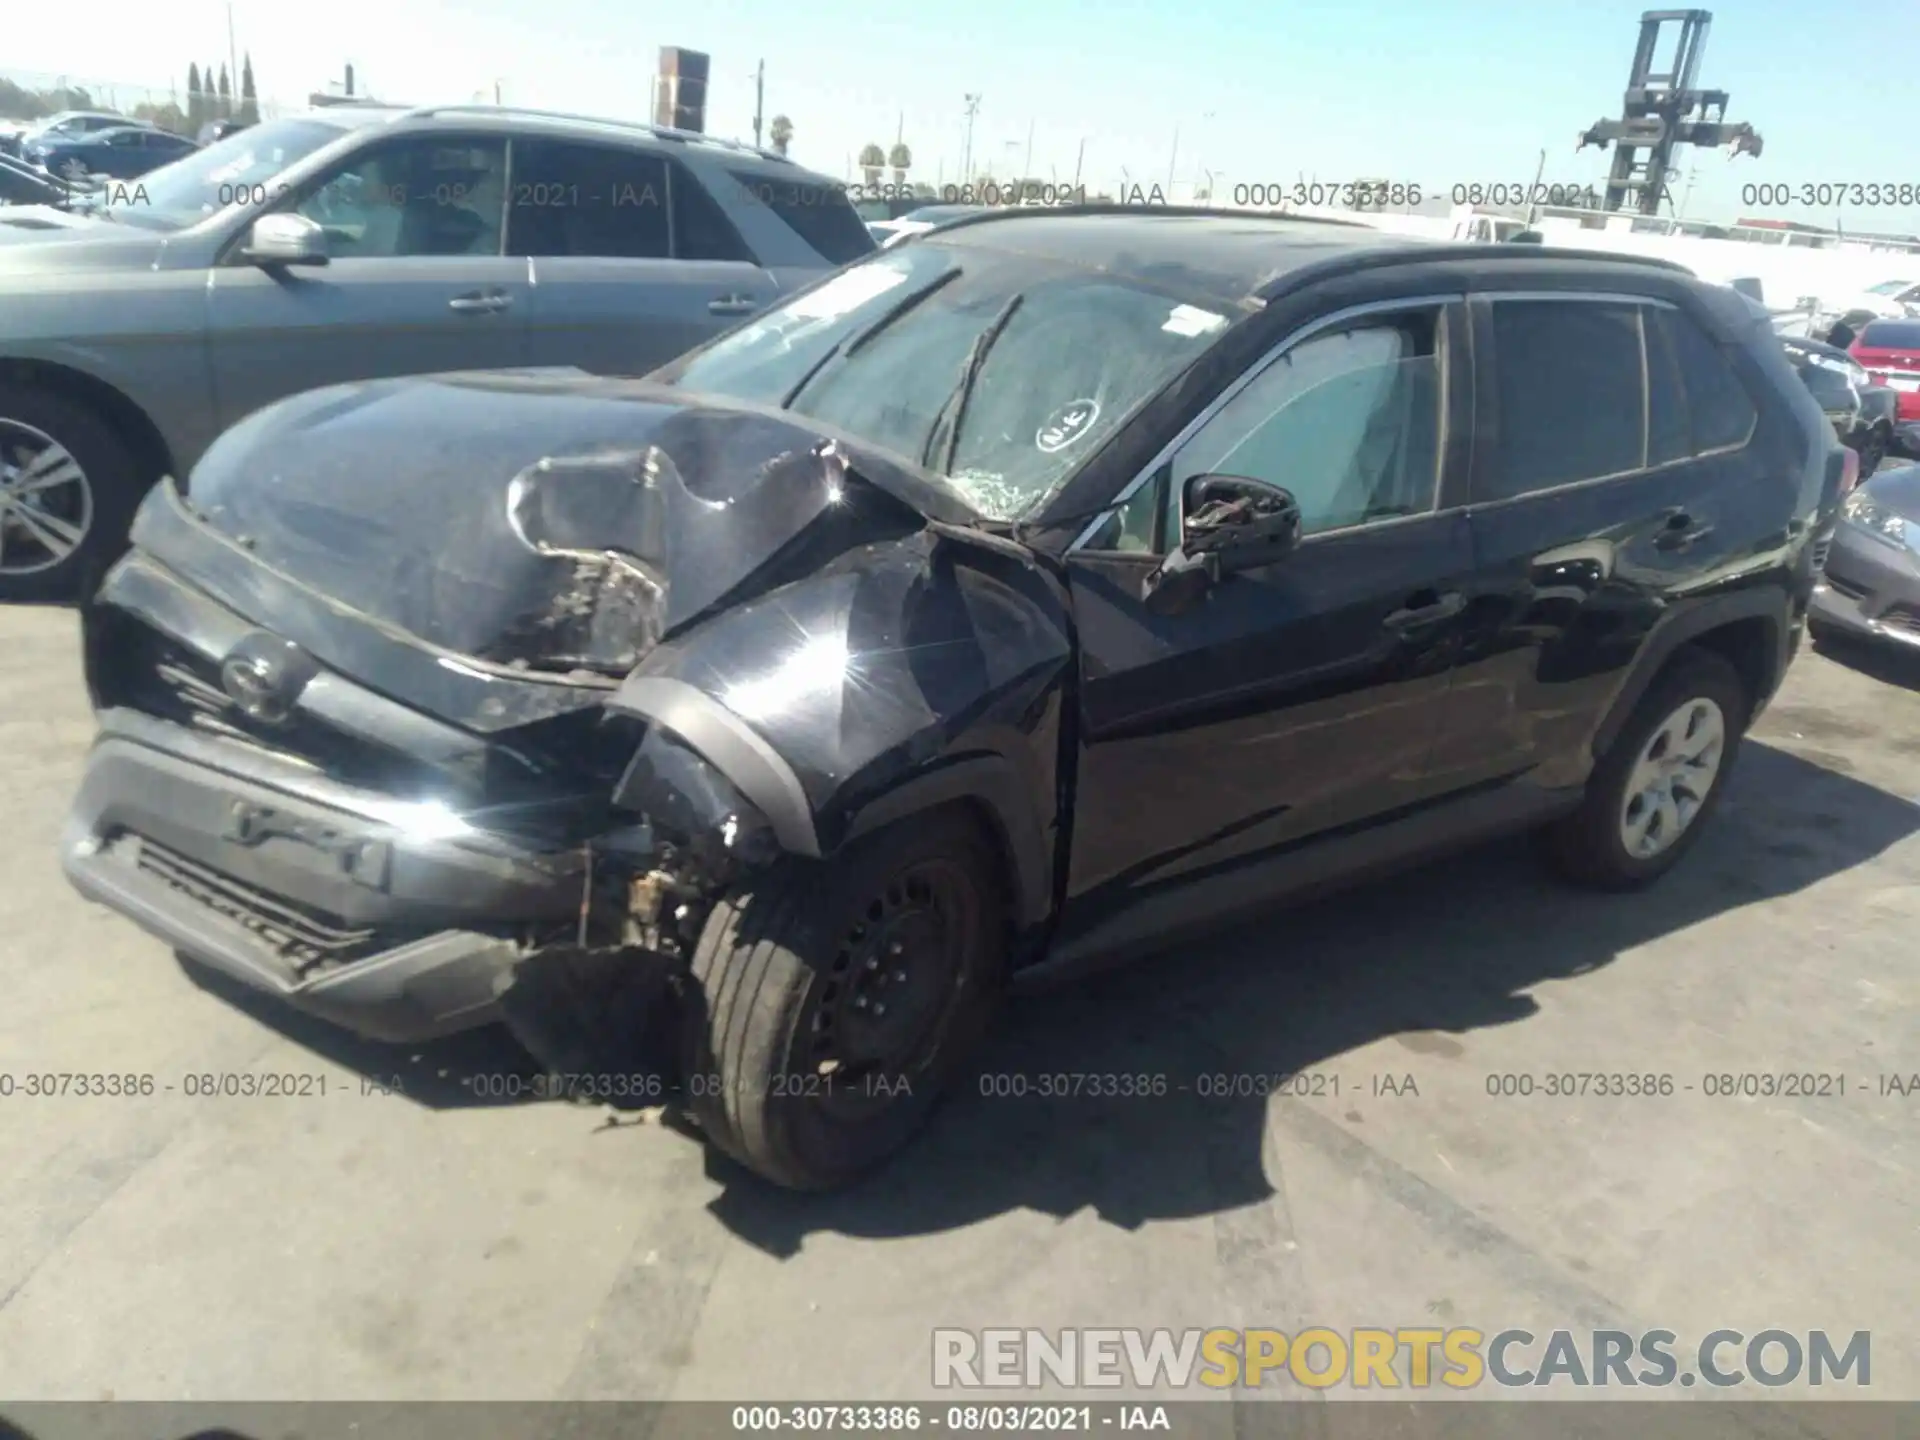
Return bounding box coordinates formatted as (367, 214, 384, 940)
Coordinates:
(65, 208, 1843, 1189)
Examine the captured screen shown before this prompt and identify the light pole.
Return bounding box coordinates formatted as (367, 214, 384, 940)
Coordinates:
(750, 60, 764, 147)
(961, 94, 981, 186)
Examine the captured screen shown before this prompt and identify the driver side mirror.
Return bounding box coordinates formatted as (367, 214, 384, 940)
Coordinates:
(1139, 473, 1302, 615)
(241, 212, 329, 268)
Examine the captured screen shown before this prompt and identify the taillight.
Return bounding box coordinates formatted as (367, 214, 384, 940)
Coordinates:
(1840, 445, 1860, 496)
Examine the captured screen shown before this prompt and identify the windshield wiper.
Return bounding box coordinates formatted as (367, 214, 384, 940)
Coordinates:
(921, 293, 1024, 474)
(779, 267, 963, 408)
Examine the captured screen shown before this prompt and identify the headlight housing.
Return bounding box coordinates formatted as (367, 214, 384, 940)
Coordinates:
(1841, 488, 1920, 550)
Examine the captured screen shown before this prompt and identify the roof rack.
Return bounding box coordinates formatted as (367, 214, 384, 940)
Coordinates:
(396, 103, 793, 165)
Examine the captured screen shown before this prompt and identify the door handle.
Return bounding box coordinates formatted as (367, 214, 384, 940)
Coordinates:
(1382, 590, 1466, 631)
(449, 289, 512, 314)
(1654, 510, 1714, 551)
(707, 293, 761, 316)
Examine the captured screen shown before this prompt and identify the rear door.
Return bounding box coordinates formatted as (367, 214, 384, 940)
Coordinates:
(1057, 296, 1479, 954)
(1432, 289, 1761, 795)
(513, 139, 780, 376)
(205, 132, 530, 431)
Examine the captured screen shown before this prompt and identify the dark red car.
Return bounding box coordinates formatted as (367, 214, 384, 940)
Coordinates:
(1850, 318, 1920, 422)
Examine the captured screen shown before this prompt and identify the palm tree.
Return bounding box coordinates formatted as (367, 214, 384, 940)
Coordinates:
(888, 141, 912, 188)
(769, 115, 793, 156)
(858, 142, 886, 188)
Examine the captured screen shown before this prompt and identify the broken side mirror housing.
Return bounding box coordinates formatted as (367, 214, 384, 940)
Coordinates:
(1140, 474, 1302, 614)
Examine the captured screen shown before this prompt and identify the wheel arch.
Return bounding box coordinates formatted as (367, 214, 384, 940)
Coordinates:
(607, 678, 1055, 937)
(1590, 592, 1787, 760)
(840, 757, 1053, 934)
(0, 356, 175, 487)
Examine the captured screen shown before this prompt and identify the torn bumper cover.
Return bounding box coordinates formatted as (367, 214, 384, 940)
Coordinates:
(61, 708, 596, 1043)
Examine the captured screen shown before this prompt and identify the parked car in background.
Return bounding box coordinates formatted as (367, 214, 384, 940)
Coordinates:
(0, 103, 870, 601)
(195, 118, 253, 147)
(1810, 461, 1920, 653)
(851, 193, 928, 224)
(0, 110, 148, 158)
(62, 211, 1841, 1189)
(23, 125, 198, 181)
(1782, 334, 1901, 476)
(1849, 319, 1920, 428)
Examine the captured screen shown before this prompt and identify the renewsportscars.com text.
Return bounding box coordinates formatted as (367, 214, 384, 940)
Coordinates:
(931, 1327, 1871, 1390)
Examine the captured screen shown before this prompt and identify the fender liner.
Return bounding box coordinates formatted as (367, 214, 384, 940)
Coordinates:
(1589, 589, 1788, 760)
(843, 756, 1054, 932)
(609, 676, 820, 858)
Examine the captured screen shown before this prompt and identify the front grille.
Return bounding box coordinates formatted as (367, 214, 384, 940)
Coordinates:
(113, 830, 409, 975)
(101, 619, 436, 796)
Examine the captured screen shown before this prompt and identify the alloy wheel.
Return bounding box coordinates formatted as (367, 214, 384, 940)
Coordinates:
(1618, 696, 1727, 859)
(0, 420, 93, 577)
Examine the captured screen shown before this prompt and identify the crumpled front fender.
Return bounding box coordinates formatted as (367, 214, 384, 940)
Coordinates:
(604, 529, 1073, 934)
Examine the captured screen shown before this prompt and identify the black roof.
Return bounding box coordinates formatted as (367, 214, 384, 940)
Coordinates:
(919, 205, 1694, 307)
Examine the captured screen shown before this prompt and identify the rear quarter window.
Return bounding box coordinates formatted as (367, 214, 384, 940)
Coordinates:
(725, 168, 876, 265)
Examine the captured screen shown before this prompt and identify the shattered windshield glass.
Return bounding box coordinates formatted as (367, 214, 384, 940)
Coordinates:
(663, 240, 1236, 521)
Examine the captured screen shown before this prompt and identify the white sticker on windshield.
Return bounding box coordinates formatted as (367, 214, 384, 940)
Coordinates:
(1163, 304, 1228, 337)
(788, 265, 911, 320)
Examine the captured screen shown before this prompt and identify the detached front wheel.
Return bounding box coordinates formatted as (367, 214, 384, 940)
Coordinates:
(681, 810, 1007, 1190)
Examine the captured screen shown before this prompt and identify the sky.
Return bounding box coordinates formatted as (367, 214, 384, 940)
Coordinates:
(9, 0, 1920, 235)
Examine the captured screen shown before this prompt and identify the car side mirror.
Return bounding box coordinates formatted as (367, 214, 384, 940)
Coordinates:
(1140, 474, 1302, 615)
(241, 212, 329, 268)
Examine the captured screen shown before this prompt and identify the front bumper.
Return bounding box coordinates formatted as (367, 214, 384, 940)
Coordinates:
(62, 709, 590, 1042)
(1810, 522, 1920, 650)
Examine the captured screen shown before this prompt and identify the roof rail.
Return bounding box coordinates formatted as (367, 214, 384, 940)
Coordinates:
(396, 103, 793, 164)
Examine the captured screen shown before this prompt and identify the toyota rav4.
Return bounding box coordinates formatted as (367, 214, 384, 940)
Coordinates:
(63, 209, 1845, 1189)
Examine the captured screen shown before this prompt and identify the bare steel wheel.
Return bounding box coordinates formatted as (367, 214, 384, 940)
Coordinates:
(1617, 696, 1726, 859)
(805, 855, 979, 1121)
(681, 809, 1007, 1190)
(1545, 647, 1748, 890)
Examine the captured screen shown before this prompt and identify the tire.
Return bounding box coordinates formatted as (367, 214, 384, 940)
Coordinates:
(680, 809, 1008, 1190)
(1545, 648, 1749, 891)
(0, 384, 148, 603)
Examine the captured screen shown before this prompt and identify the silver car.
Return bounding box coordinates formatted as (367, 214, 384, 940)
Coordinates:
(0, 103, 874, 600)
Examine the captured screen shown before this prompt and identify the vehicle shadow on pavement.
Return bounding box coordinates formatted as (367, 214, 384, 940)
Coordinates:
(1810, 630, 1920, 692)
(698, 739, 1919, 1252)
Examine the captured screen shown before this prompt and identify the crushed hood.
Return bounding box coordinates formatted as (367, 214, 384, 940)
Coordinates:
(169, 370, 979, 675)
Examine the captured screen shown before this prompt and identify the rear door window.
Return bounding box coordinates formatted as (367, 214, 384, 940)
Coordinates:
(507, 140, 670, 259)
(1645, 306, 1758, 458)
(1483, 299, 1645, 501)
(725, 169, 875, 264)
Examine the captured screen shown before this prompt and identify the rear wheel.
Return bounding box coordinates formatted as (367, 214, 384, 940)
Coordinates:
(0, 386, 147, 603)
(680, 810, 1007, 1190)
(1545, 650, 1748, 890)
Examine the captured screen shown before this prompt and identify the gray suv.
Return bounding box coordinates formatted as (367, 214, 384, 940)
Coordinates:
(0, 103, 873, 600)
